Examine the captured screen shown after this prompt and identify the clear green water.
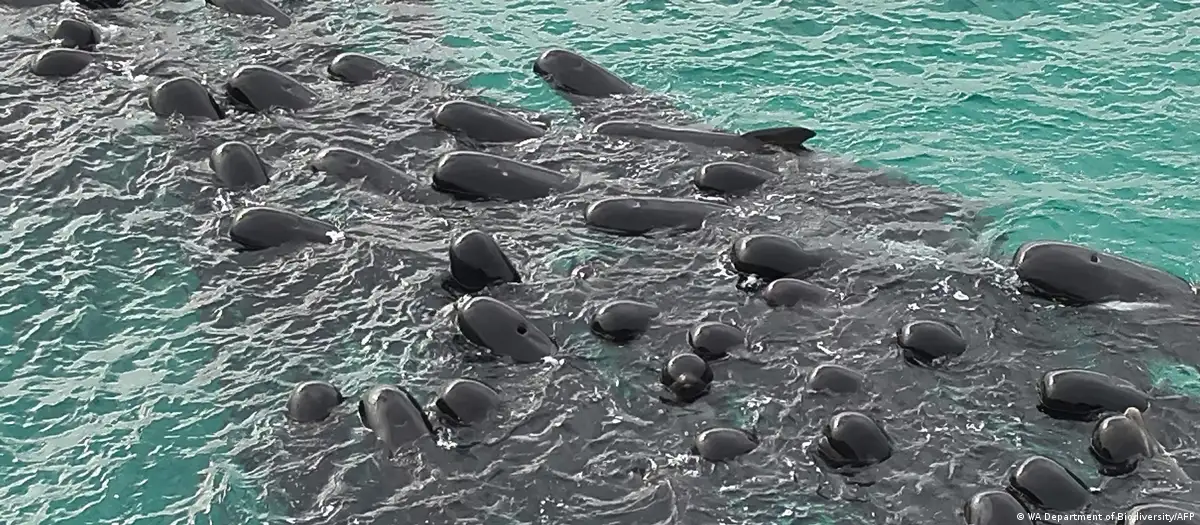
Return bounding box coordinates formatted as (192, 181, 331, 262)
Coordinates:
(1, 0, 1197, 522)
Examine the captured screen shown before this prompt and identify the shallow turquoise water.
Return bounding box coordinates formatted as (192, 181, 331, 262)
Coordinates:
(0, 0, 1197, 523)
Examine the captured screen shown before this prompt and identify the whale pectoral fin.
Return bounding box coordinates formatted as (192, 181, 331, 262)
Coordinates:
(742, 126, 816, 153)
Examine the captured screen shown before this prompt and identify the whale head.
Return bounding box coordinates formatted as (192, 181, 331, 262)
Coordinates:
(1013, 240, 1196, 305)
(532, 48, 638, 99)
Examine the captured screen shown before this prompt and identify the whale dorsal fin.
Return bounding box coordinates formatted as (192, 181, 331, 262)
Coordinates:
(742, 126, 816, 153)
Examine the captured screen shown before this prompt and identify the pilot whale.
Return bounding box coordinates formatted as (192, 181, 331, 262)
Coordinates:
(1014, 240, 1196, 306)
(533, 49, 813, 154)
(529, 48, 985, 242)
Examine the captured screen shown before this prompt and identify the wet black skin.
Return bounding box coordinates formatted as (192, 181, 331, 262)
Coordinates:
(148, 77, 226, 120)
(806, 364, 864, 395)
(1089, 413, 1152, 476)
(432, 151, 570, 202)
(694, 161, 774, 195)
(594, 120, 816, 154)
(692, 428, 758, 462)
(432, 378, 501, 427)
(226, 65, 318, 112)
(454, 296, 558, 363)
(205, 0, 291, 27)
(209, 141, 269, 190)
(1013, 240, 1196, 305)
(686, 322, 744, 361)
(816, 411, 893, 470)
(963, 490, 1029, 525)
(432, 100, 547, 144)
(532, 48, 817, 154)
(1036, 369, 1149, 421)
(227, 207, 340, 251)
(327, 52, 388, 84)
(531, 48, 638, 101)
(583, 197, 730, 236)
(1006, 455, 1091, 511)
(895, 319, 967, 365)
(285, 381, 345, 423)
(30, 49, 93, 78)
(589, 300, 658, 343)
(358, 384, 436, 454)
(659, 352, 713, 403)
(762, 278, 830, 307)
(309, 146, 418, 191)
(447, 230, 522, 293)
(52, 19, 101, 51)
(729, 234, 831, 281)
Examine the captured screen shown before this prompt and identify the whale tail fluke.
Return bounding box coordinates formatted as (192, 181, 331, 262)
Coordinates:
(742, 126, 817, 153)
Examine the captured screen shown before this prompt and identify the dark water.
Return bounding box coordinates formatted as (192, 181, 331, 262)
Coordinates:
(1, 2, 1198, 524)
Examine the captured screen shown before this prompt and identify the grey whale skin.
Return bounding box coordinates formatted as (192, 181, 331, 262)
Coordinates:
(52, 19, 102, 51)
(205, 0, 291, 27)
(227, 207, 340, 251)
(1013, 240, 1196, 305)
(531, 47, 986, 238)
(454, 296, 558, 363)
(432, 100, 548, 144)
(532, 49, 814, 154)
(358, 384, 436, 454)
(29, 48, 93, 78)
(432, 151, 570, 201)
(583, 197, 730, 236)
(446, 230, 522, 293)
(328, 52, 388, 84)
(148, 77, 225, 120)
(285, 381, 344, 423)
(593, 120, 815, 154)
(309, 146, 418, 192)
(209, 141, 269, 190)
(226, 65, 318, 113)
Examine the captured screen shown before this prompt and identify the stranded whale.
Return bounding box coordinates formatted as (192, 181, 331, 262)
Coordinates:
(148, 77, 225, 120)
(205, 0, 291, 27)
(583, 197, 730, 236)
(227, 207, 343, 251)
(530, 47, 984, 239)
(210, 141, 269, 190)
(1014, 240, 1196, 305)
(533, 49, 814, 153)
(454, 296, 558, 363)
(29, 48, 93, 77)
(52, 18, 101, 51)
(432, 100, 548, 144)
(432, 151, 572, 201)
(226, 65, 318, 113)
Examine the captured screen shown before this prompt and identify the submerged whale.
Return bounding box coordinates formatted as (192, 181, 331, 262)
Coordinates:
(530, 48, 983, 241)
(1120, 407, 1191, 482)
(205, 0, 291, 27)
(187, 42, 1200, 525)
(534, 49, 813, 153)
